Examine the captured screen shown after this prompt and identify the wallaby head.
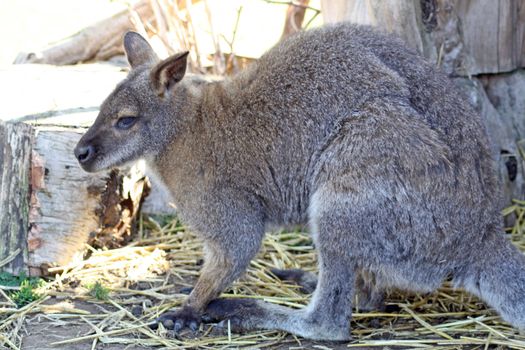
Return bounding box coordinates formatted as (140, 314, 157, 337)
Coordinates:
(74, 32, 191, 172)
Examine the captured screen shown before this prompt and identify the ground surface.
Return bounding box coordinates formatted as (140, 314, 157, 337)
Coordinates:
(3, 210, 525, 349)
(21, 300, 146, 350)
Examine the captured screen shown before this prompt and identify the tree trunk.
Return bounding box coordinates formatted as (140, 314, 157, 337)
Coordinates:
(321, 0, 525, 76)
(0, 122, 150, 276)
(0, 123, 33, 274)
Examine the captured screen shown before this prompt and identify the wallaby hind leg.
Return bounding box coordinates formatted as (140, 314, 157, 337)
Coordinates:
(459, 236, 525, 329)
(272, 268, 385, 311)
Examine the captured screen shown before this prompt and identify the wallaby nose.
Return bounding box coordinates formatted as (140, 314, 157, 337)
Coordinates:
(74, 145, 95, 164)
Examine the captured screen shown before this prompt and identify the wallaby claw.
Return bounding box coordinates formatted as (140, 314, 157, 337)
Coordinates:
(188, 320, 199, 332)
(152, 307, 201, 333)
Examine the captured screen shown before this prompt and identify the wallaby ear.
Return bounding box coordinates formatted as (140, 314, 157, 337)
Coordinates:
(150, 51, 189, 97)
(123, 32, 158, 69)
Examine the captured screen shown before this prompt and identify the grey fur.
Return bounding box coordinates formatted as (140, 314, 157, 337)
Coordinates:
(74, 24, 525, 340)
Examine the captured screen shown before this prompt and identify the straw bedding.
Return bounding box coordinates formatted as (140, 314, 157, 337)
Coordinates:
(2, 202, 525, 349)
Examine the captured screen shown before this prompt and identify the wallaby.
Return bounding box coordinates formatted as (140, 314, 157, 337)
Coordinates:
(74, 23, 525, 341)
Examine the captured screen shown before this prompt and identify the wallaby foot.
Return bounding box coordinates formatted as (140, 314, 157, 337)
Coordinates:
(152, 214, 265, 333)
(203, 297, 351, 340)
(201, 237, 355, 339)
(152, 306, 200, 331)
(271, 268, 318, 294)
(203, 298, 263, 331)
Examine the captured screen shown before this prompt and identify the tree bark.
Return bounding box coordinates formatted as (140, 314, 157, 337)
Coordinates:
(454, 0, 525, 75)
(0, 122, 33, 274)
(321, 0, 525, 76)
(0, 122, 150, 276)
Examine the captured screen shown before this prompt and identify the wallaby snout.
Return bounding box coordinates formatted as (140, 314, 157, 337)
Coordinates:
(74, 131, 101, 172)
(74, 144, 95, 165)
(74, 125, 116, 172)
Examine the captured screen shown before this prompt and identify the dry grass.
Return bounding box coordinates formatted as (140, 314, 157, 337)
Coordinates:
(3, 205, 525, 349)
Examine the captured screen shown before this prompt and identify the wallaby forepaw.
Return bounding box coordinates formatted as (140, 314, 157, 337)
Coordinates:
(152, 306, 201, 332)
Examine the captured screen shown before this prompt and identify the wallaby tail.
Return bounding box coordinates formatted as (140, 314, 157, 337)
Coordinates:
(460, 235, 525, 330)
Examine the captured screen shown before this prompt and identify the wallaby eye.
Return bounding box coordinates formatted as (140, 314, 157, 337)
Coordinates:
(115, 116, 137, 130)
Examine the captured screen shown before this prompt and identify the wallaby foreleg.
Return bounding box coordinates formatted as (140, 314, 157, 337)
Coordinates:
(154, 204, 265, 332)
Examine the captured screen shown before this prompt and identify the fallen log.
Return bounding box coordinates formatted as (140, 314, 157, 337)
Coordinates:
(14, 1, 153, 65)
